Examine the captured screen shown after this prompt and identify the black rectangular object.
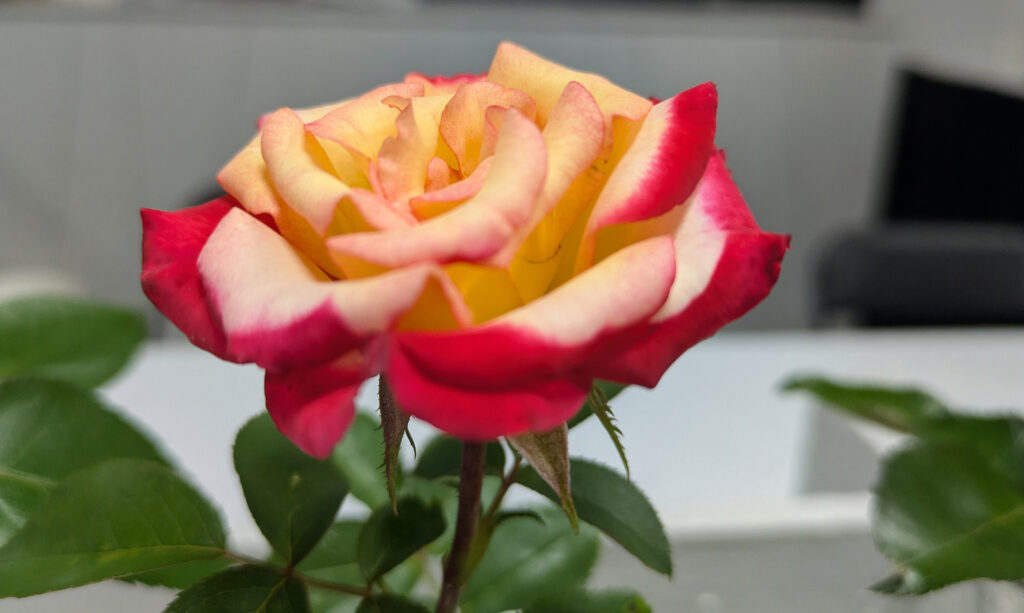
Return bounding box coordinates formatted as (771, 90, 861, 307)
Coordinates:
(883, 71, 1024, 225)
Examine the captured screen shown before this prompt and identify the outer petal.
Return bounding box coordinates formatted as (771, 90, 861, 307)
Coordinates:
(585, 151, 789, 387)
(140, 197, 236, 361)
(389, 235, 676, 389)
(264, 347, 379, 458)
(327, 109, 547, 268)
(386, 345, 590, 440)
(577, 83, 718, 271)
(197, 208, 461, 371)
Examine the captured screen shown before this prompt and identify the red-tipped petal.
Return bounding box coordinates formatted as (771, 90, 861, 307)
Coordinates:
(578, 83, 718, 271)
(586, 151, 789, 386)
(265, 351, 376, 458)
(197, 208, 458, 371)
(140, 197, 237, 361)
(386, 342, 590, 440)
(391, 235, 675, 388)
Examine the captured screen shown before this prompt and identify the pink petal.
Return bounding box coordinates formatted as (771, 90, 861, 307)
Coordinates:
(140, 197, 237, 361)
(386, 342, 590, 440)
(265, 348, 379, 458)
(197, 208, 459, 371)
(577, 83, 718, 271)
(390, 235, 675, 388)
(585, 150, 789, 386)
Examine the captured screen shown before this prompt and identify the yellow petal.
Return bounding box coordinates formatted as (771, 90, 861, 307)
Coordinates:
(377, 94, 453, 202)
(306, 83, 425, 175)
(439, 81, 537, 176)
(445, 263, 524, 324)
(487, 42, 651, 137)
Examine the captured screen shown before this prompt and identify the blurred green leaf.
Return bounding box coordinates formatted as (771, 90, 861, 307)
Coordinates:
(413, 437, 505, 481)
(783, 376, 947, 432)
(508, 425, 576, 532)
(872, 441, 1024, 594)
(909, 414, 1024, 489)
(123, 558, 232, 590)
(525, 587, 652, 613)
(355, 594, 430, 613)
(0, 378, 166, 545)
(235, 414, 349, 565)
(460, 508, 599, 613)
(0, 295, 146, 388)
(165, 564, 310, 613)
(568, 380, 628, 429)
(357, 497, 445, 581)
(298, 521, 364, 613)
(518, 458, 671, 576)
(332, 413, 389, 511)
(0, 459, 226, 597)
(299, 521, 362, 577)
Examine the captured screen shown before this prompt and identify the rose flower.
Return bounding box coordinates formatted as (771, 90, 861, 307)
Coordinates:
(141, 42, 788, 458)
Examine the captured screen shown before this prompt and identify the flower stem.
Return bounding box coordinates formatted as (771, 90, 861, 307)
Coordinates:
(435, 441, 486, 613)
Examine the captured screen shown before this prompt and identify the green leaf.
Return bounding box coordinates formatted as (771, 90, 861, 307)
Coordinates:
(508, 424, 577, 531)
(782, 376, 948, 432)
(0, 295, 146, 388)
(526, 588, 652, 613)
(357, 496, 445, 581)
(299, 521, 362, 577)
(586, 384, 630, 478)
(355, 595, 430, 613)
(413, 437, 506, 480)
(871, 440, 1024, 594)
(518, 458, 671, 576)
(165, 564, 310, 613)
(234, 414, 349, 565)
(568, 380, 628, 429)
(0, 459, 226, 597)
(460, 508, 599, 613)
(909, 414, 1024, 488)
(0, 378, 166, 545)
(332, 413, 389, 510)
(123, 558, 233, 590)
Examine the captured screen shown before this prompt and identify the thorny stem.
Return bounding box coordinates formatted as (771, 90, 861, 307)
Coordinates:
(435, 441, 486, 613)
(223, 550, 372, 598)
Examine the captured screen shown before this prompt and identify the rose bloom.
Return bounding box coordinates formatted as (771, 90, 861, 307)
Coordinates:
(141, 42, 788, 458)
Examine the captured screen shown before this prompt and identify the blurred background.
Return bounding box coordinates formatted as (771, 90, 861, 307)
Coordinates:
(2, 0, 1023, 329)
(2, 0, 1024, 612)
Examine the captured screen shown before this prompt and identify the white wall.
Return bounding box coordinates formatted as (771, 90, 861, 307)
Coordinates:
(0, 1, 1019, 328)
